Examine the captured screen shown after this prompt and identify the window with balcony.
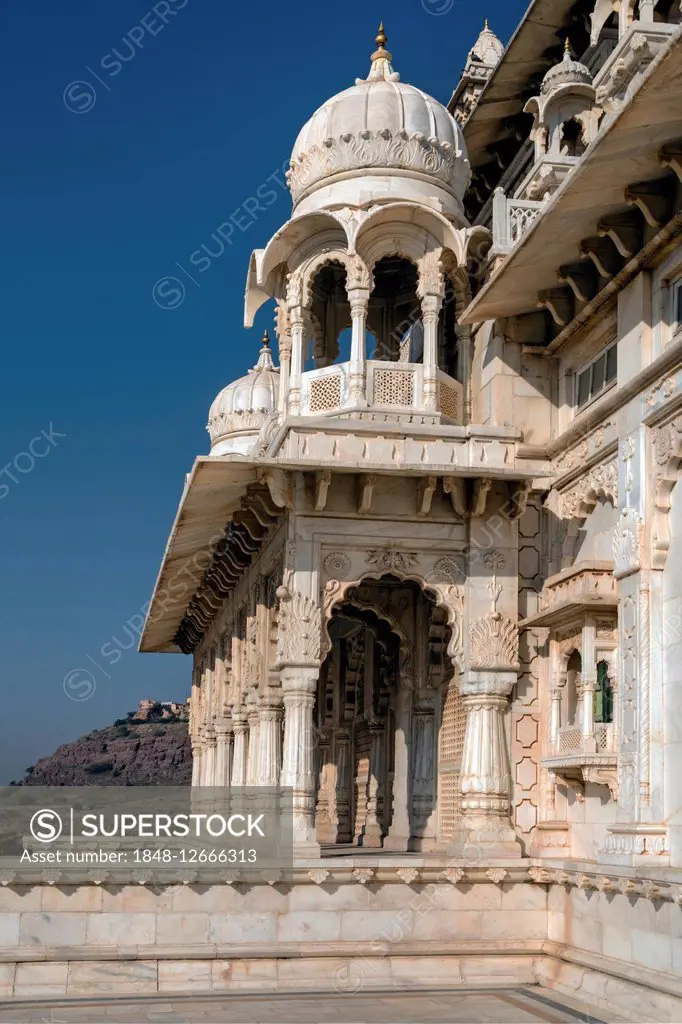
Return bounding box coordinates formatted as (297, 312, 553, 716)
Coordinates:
(575, 342, 618, 410)
(594, 659, 614, 723)
(560, 119, 587, 158)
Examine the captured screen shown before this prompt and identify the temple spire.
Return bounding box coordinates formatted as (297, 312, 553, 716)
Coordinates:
(254, 328, 275, 371)
(366, 21, 398, 82)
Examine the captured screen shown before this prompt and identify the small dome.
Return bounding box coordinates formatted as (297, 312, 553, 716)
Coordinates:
(470, 20, 504, 67)
(207, 333, 279, 456)
(288, 25, 470, 218)
(542, 40, 593, 95)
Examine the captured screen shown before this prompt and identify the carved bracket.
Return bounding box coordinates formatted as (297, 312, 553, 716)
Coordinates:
(652, 417, 682, 569)
(257, 468, 293, 510)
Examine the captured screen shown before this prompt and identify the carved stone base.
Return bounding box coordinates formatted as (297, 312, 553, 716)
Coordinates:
(530, 820, 571, 859)
(446, 816, 523, 859)
(382, 832, 411, 853)
(358, 825, 384, 848)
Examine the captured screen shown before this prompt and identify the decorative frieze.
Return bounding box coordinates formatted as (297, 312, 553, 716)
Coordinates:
(366, 549, 419, 573)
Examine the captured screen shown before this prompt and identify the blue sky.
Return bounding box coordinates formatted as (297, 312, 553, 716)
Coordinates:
(0, 0, 526, 782)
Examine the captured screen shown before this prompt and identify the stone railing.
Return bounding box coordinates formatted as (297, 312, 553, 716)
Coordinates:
(556, 722, 615, 756)
(492, 189, 543, 254)
(300, 360, 463, 423)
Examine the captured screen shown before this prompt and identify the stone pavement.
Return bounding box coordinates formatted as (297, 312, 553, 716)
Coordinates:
(0, 988, 617, 1023)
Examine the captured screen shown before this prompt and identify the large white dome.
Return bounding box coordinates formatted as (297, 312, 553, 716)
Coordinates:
(207, 333, 279, 456)
(287, 26, 470, 219)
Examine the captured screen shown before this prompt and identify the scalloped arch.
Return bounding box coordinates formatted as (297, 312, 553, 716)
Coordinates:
(323, 569, 463, 670)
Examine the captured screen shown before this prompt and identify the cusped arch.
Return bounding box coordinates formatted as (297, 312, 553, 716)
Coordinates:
(293, 250, 372, 309)
(323, 569, 464, 670)
(591, 0, 619, 44)
(258, 212, 350, 286)
(355, 203, 470, 274)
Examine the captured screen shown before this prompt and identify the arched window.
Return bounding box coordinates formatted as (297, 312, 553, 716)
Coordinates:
(560, 118, 586, 157)
(367, 256, 420, 361)
(594, 660, 614, 723)
(307, 261, 350, 369)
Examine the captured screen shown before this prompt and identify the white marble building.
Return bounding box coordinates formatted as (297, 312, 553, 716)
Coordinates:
(5, 7, 682, 1015)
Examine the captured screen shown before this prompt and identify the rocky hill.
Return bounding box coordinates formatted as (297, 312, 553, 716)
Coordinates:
(15, 704, 191, 786)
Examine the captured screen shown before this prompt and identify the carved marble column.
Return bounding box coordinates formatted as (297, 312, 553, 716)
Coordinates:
(384, 675, 413, 851)
(421, 294, 443, 413)
(450, 611, 523, 857)
(191, 742, 203, 789)
(347, 287, 369, 408)
(214, 716, 233, 789)
(276, 586, 323, 856)
(334, 728, 353, 844)
(418, 252, 445, 414)
(362, 718, 385, 847)
(275, 300, 292, 417)
(288, 304, 305, 416)
(201, 726, 216, 788)
(549, 682, 564, 753)
(280, 666, 319, 854)
(246, 696, 260, 787)
(581, 676, 598, 752)
(231, 707, 248, 786)
(257, 691, 283, 787)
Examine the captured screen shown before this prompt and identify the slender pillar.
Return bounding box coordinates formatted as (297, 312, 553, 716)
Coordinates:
(362, 719, 385, 847)
(231, 707, 248, 786)
(276, 302, 292, 416)
(421, 294, 442, 413)
(288, 305, 305, 415)
(334, 728, 352, 844)
(347, 288, 369, 408)
(450, 670, 522, 856)
(581, 676, 598, 752)
(280, 665, 320, 856)
(550, 682, 564, 753)
(257, 693, 283, 787)
(384, 677, 413, 851)
(201, 726, 216, 788)
(456, 324, 474, 422)
(214, 716, 233, 788)
(191, 742, 203, 789)
(246, 698, 260, 786)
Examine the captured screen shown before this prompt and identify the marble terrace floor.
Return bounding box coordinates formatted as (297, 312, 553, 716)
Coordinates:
(0, 988, 621, 1024)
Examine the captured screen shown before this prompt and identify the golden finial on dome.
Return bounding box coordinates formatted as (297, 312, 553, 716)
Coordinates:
(371, 21, 392, 62)
(261, 328, 270, 348)
(484, 18, 489, 30)
(564, 36, 573, 59)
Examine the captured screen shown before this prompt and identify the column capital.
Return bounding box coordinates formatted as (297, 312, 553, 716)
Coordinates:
(280, 665, 319, 697)
(420, 293, 443, 321)
(214, 716, 233, 739)
(231, 706, 248, 730)
(460, 669, 517, 698)
(347, 286, 370, 314)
